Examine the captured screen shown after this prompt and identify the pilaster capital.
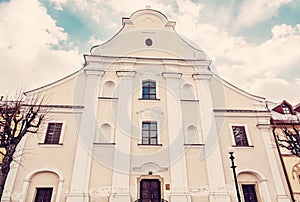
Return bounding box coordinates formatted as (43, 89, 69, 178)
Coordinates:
(116, 71, 136, 78)
(162, 72, 182, 79)
(192, 72, 212, 81)
(257, 124, 271, 130)
(84, 69, 105, 77)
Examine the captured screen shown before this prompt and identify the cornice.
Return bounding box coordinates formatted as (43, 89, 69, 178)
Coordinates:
(84, 54, 211, 67)
(116, 70, 137, 78)
(162, 72, 182, 79)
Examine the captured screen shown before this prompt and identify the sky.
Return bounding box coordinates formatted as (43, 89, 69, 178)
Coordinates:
(0, 0, 300, 105)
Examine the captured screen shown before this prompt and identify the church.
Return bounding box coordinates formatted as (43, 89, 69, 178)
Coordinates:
(3, 9, 292, 202)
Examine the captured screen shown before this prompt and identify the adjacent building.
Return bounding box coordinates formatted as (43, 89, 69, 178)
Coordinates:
(270, 100, 300, 202)
(3, 9, 292, 202)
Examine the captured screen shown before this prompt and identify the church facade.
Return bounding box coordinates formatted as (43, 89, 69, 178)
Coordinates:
(3, 9, 292, 202)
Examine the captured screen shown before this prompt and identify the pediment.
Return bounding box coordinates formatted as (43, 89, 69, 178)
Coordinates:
(89, 9, 206, 60)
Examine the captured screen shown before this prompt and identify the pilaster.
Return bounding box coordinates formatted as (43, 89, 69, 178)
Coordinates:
(66, 69, 104, 202)
(2, 136, 27, 202)
(162, 72, 191, 202)
(109, 70, 136, 202)
(258, 124, 290, 202)
(193, 73, 230, 202)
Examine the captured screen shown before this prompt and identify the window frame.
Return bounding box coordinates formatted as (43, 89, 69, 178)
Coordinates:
(240, 183, 259, 202)
(40, 121, 66, 145)
(141, 121, 158, 145)
(142, 80, 157, 100)
(138, 121, 162, 146)
(230, 124, 253, 147)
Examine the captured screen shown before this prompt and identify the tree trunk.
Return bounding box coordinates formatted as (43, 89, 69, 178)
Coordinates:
(0, 145, 16, 199)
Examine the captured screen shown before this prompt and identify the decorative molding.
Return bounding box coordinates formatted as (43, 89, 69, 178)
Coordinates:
(257, 124, 271, 129)
(132, 162, 168, 172)
(189, 186, 209, 196)
(192, 73, 212, 80)
(184, 143, 205, 147)
(116, 71, 136, 78)
(84, 69, 105, 76)
(90, 186, 112, 197)
(180, 99, 199, 102)
(214, 109, 269, 113)
(136, 107, 165, 119)
(85, 54, 210, 66)
(111, 187, 130, 194)
(98, 97, 118, 100)
(162, 72, 182, 79)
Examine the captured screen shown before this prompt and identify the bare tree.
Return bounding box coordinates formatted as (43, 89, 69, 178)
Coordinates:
(273, 125, 300, 158)
(0, 93, 48, 199)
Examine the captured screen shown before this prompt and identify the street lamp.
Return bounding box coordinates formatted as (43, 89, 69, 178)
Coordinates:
(227, 147, 242, 202)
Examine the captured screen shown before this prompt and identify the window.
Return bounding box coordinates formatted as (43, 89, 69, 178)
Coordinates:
(34, 187, 53, 202)
(142, 122, 158, 145)
(232, 126, 249, 146)
(44, 123, 63, 144)
(282, 104, 291, 114)
(242, 184, 258, 202)
(185, 125, 197, 144)
(181, 83, 196, 100)
(101, 80, 116, 98)
(142, 81, 156, 100)
(94, 123, 113, 143)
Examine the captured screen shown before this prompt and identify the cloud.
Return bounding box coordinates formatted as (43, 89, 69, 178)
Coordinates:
(176, 0, 203, 19)
(0, 0, 81, 95)
(235, 0, 293, 28)
(1, 0, 299, 105)
(206, 23, 300, 104)
(172, 3, 300, 104)
(49, 0, 67, 10)
(250, 77, 300, 104)
(104, 0, 174, 15)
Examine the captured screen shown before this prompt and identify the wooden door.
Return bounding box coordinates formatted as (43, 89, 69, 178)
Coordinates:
(140, 179, 161, 202)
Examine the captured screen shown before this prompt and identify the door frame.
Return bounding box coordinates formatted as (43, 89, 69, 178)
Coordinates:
(137, 175, 164, 200)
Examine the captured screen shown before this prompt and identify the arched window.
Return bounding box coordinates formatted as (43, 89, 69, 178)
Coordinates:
(99, 123, 113, 143)
(185, 125, 197, 144)
(238, 172, 261, 202)
(26, 171, 60, 202)
(101, 81, 116, 98)
(181, 83, 196, 100)
(142, 80, 156, 100)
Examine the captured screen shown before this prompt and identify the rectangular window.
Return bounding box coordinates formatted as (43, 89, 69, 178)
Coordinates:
(142, 122, 158, 145)
(242, 184, 258, 202)
(44, 123, 63, 144)
(34, 187, 53, 202)
(232, 126, 249, 146)
(142, 81, 156, 100)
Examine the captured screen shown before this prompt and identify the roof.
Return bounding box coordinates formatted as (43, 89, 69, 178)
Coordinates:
(270, 100, 300, 124)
